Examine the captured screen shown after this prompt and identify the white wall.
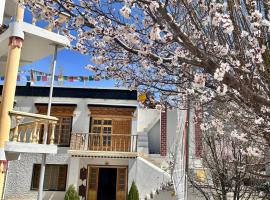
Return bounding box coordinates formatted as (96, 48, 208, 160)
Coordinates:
(145, 109, 181, 155)
(128, 157, 170, 200)
(148, 121, 160, 154)
(4, 151, 69, 200)
(167, 110, 178, 150)
(137, 109, 159, 132)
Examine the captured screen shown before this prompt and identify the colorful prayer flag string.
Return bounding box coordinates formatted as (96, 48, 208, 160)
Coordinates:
(0, 69, 108, 83)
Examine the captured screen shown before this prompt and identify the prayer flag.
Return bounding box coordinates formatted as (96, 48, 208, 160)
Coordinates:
(42, 76, 48, 81)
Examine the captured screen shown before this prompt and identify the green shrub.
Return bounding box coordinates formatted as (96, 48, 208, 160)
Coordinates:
(128, 181, 139, 200)
(64, 185, 80, 200)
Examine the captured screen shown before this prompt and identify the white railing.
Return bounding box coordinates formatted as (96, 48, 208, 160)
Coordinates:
(9, 110, 58, 144)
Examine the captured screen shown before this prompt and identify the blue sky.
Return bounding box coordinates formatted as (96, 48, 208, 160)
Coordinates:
(18, 9, 116, 88)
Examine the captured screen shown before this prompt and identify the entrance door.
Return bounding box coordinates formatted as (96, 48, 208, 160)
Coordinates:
(97, 168, 117, 200)
(87, 166, 127, 200)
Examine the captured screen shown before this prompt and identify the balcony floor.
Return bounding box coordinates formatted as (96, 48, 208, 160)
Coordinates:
(5, 141, 57, 154)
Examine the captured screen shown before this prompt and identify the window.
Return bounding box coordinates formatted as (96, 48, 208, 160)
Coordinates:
(54, 116, 73, 146)
(31, 164, 68, 191)
(40, 116, 73, 146)
(91, 118, 112, 145)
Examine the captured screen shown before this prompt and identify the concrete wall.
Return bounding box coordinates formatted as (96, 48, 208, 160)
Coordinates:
(167, 110, 178, 153)
(128, 157, 170, 200)
(148, 121, 160, 154)
(146, 109, 181, 155)
(137, 109, 159, 132)
(166, 109, 197, 161)
(4, 149, 69, 200)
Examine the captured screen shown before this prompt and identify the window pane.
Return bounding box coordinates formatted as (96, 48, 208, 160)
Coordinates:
(92, 127, 101, 133)
(31, 164, 67, 191)
(53, 116, 72, 146)
(103, 120, 112, 125)
(103, 127, 112, 134)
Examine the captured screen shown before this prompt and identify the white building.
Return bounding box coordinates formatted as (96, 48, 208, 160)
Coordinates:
(0, 83, 203, 200)
(0, 1, 203, 200)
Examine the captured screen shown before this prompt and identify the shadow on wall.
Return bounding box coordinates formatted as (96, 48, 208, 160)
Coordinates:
(148, 121, 160, 154)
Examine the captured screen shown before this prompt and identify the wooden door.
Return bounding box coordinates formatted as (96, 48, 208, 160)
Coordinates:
(116, 168, 127, 200)
(112, 119, 131, 152)
(87, 167, 99, 200)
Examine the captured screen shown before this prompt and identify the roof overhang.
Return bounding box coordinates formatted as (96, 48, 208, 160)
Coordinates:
(0, 21, 70, 75)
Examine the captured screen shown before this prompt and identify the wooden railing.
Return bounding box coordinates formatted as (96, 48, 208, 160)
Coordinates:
(9, 111, 58, 144)
(70, 133, 138, 152)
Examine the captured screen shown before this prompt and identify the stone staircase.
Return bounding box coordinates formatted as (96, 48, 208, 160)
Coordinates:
(152, 185, 177, 200)
(140, 154, 167, 169)
(137, 131, 149, 154)
(137, 116, 159, 155)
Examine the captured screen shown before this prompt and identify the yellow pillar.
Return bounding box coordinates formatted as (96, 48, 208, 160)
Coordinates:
(0, 3, 24, 199)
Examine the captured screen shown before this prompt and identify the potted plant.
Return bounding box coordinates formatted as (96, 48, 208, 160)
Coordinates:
(128, 181, 139, 200)
(64, 185, 80, 200)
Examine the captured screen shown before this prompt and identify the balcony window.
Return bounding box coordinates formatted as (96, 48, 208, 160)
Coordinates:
(39, 116, 72, 146)
(35, 104, 76, 146)
(92, 118, 112, 145)
(31, 164, 67, 191)
(54, 116, 73, 146)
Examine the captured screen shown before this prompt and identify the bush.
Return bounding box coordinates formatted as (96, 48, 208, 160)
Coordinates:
(128, 181, 139, 200)
(64, 185, 80, 200)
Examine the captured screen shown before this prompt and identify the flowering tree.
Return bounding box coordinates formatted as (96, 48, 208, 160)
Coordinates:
(188, 128, 268, 200)
(24, 0, 270, 153)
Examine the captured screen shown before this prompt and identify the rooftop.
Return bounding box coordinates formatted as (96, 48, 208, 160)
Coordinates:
(0, 83, 137, 100)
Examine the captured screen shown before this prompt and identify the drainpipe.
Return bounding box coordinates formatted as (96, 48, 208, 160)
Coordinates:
(0, 3, 24, 199)
(37, 45, 58, 200)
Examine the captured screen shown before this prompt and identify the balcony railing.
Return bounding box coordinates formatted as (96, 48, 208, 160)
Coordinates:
(9, 110, 58, 144)
(70, 133, 138, 152)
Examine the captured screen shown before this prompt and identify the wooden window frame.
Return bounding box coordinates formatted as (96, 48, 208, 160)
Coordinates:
(30, 164, 68, 191)
(91, 118, 113, 145)
(39, 116, 73, 147)
(35, 104, 75, 147)
(54, 115, 73, 147)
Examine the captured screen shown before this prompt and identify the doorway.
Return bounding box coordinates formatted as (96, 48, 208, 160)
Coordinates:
(87, 166, 127, 200)
(97, 168, 117, 200)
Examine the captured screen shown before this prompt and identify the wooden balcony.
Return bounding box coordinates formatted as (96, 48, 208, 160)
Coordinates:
(70, 133, 138, 153)
(9, 110, 58, 144)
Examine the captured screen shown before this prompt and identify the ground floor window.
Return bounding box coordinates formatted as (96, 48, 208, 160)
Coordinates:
(31, 164, 68, 191)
